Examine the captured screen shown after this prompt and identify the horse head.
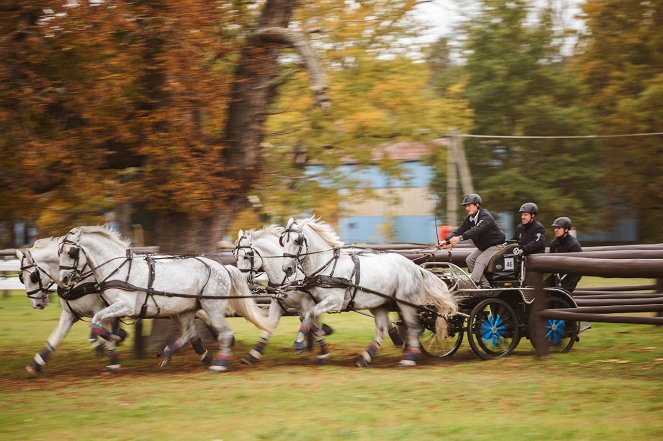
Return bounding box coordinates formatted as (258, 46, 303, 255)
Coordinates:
(280, 218, 307, 278)
(58, 227, 86, 289)
(17, 248, 52, 309)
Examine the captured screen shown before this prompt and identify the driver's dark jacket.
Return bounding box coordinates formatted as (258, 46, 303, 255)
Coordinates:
(512, 220, 546, 255)
(445, 208, 505, 251)
(549, 234, 583, 292)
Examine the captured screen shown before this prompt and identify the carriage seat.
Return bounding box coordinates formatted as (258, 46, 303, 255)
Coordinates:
(485, 243, 522, 283)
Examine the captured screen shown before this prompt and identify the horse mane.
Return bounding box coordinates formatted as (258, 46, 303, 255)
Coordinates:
(32, 237, 60, 249)
(299, 216, 344, 247)
(250, 224, 284, 240)
(78, 226, 131, 248)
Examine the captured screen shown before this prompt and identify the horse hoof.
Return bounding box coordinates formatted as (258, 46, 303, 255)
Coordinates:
(240, 355, 259, 365)
(157, 357, 171, 368)
(208, 365, 228, 373)
(293, 341, 306, 353)
(104, 364, 121, 374)
(398, 359, 416, 367)
(322, 324, 334, 336)
(25, 364, 40, 375)
(201, 353, 214, 365)
(315, 355, 330, 365)
(355, 356, 369, 368)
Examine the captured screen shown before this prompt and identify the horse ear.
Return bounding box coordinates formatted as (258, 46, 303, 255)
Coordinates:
(237, 229, 244, 240)
(15, 249, 24, 260)
(287, 217, 294, 228)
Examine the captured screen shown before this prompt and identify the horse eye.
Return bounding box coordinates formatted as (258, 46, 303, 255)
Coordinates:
(30, 272, 40, 284)
(68, 247, 80, 259)
(295, 236, 304, 245)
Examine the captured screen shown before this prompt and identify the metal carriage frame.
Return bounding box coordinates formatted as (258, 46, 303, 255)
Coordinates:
(413, 253, 580, 360)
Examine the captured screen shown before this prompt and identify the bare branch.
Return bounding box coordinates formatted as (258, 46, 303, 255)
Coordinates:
(248, 27, 330, 110)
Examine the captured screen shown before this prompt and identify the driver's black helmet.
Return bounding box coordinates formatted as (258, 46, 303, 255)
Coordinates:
(519, 202, 538, 215)
(461, 193, 482, 206)
(551, 217, 572, 229)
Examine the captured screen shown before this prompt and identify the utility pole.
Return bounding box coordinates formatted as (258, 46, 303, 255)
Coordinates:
(446, 132, 475, 228)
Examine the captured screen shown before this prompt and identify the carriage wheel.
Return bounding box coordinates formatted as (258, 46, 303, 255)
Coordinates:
(468, 298, 520, 360)
(418, 315, 465, 358)
(530, 296, 578, 353)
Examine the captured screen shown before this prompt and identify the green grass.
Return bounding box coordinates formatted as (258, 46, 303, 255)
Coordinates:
(1, 283, 662, 441)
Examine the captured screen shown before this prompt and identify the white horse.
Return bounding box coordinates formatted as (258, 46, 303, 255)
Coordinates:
(235, 225, 405, 364)
(234, 225, 332, 364)
(280, 217, 458, 367)
(17, 239, 125, 373)
(58, 226, 272, 373)
(18, 237, 220, 373)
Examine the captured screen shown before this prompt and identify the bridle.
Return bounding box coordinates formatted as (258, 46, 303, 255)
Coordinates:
(279, 222, 308, 261)
(19, 250, 54, 300)
(233, 235, 266, 281)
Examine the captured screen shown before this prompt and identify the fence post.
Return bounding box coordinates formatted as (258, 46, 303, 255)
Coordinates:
(529, 271, 549, 357)
(657, 279, 663, 321)
(134, 319, 145, 359)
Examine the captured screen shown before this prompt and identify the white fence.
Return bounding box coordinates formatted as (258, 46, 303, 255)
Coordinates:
(0, 259, 24, 291)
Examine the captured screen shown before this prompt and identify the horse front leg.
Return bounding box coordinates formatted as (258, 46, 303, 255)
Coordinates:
(242, 300, 282, 365)
(90, 301, 136, 373)
(355, 307, 391, 368)
(294, 295, 342, 354)
(398, 306, 422, 367)
(157, 311, 200, 367)
(26, 309, 77, 375)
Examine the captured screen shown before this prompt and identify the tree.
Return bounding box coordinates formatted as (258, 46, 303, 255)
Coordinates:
(241, 0, 473, 226)
(0, 0, 323, 252)
(450, 0, 599, 230)
(573, 0, 663, 240)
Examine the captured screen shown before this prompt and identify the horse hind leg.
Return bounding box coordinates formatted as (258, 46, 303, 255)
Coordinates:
(242, 306, 281, 365)
(157, 312, 198, 368)
(397, 306, 422, 367)
(355, 307, 390, 368)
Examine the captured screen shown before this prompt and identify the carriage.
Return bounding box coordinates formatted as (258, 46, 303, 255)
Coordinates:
(411, 242, 580, 360)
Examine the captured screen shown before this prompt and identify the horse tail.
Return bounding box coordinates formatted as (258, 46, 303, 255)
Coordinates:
(418, 267, 458, 340)
(225, 265, 273, 333)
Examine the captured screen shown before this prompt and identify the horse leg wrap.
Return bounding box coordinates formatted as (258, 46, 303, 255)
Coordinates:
(27, 342, 55, 374)
(398, 347, 420, 367)
(106, 348, 121, 373)
(209, 348, 231, 373)
(242, 338, 268, 365)
(356, 340, 380, 368)
(388, 326, 404, 347)
(315, 340, 330, 364)
(294, 320, 312, 352)
(109, 327, 128, 344)
(90, 323, 113, 341)
(191, 338, 212, 365)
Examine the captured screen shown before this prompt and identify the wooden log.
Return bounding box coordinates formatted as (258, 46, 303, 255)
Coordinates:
(537, 309, 663, 325)
(554, 305, 663, 313)
(574, 297, 663, 306)
(527, 256, 663, 278)
(575, 284, 656, 292)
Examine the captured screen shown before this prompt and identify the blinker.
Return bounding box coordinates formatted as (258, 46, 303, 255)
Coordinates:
(68, 247, 80, 259)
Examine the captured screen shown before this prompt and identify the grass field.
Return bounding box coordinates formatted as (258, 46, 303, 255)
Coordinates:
(1, 278, 662, 441)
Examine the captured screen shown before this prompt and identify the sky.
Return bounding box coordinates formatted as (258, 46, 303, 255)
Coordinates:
(415, 0, 584, 43)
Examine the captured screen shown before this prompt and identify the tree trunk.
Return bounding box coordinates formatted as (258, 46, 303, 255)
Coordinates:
(223, 0, 299, 189)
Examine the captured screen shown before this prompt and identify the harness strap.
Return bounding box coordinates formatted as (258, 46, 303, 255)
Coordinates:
(345, 254, 361, 311)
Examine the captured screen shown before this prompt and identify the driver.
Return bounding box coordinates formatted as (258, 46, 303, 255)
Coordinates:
(512, 202, 546, 256)
(440, 193, 506, 289)
(547, 216, 583, 292)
